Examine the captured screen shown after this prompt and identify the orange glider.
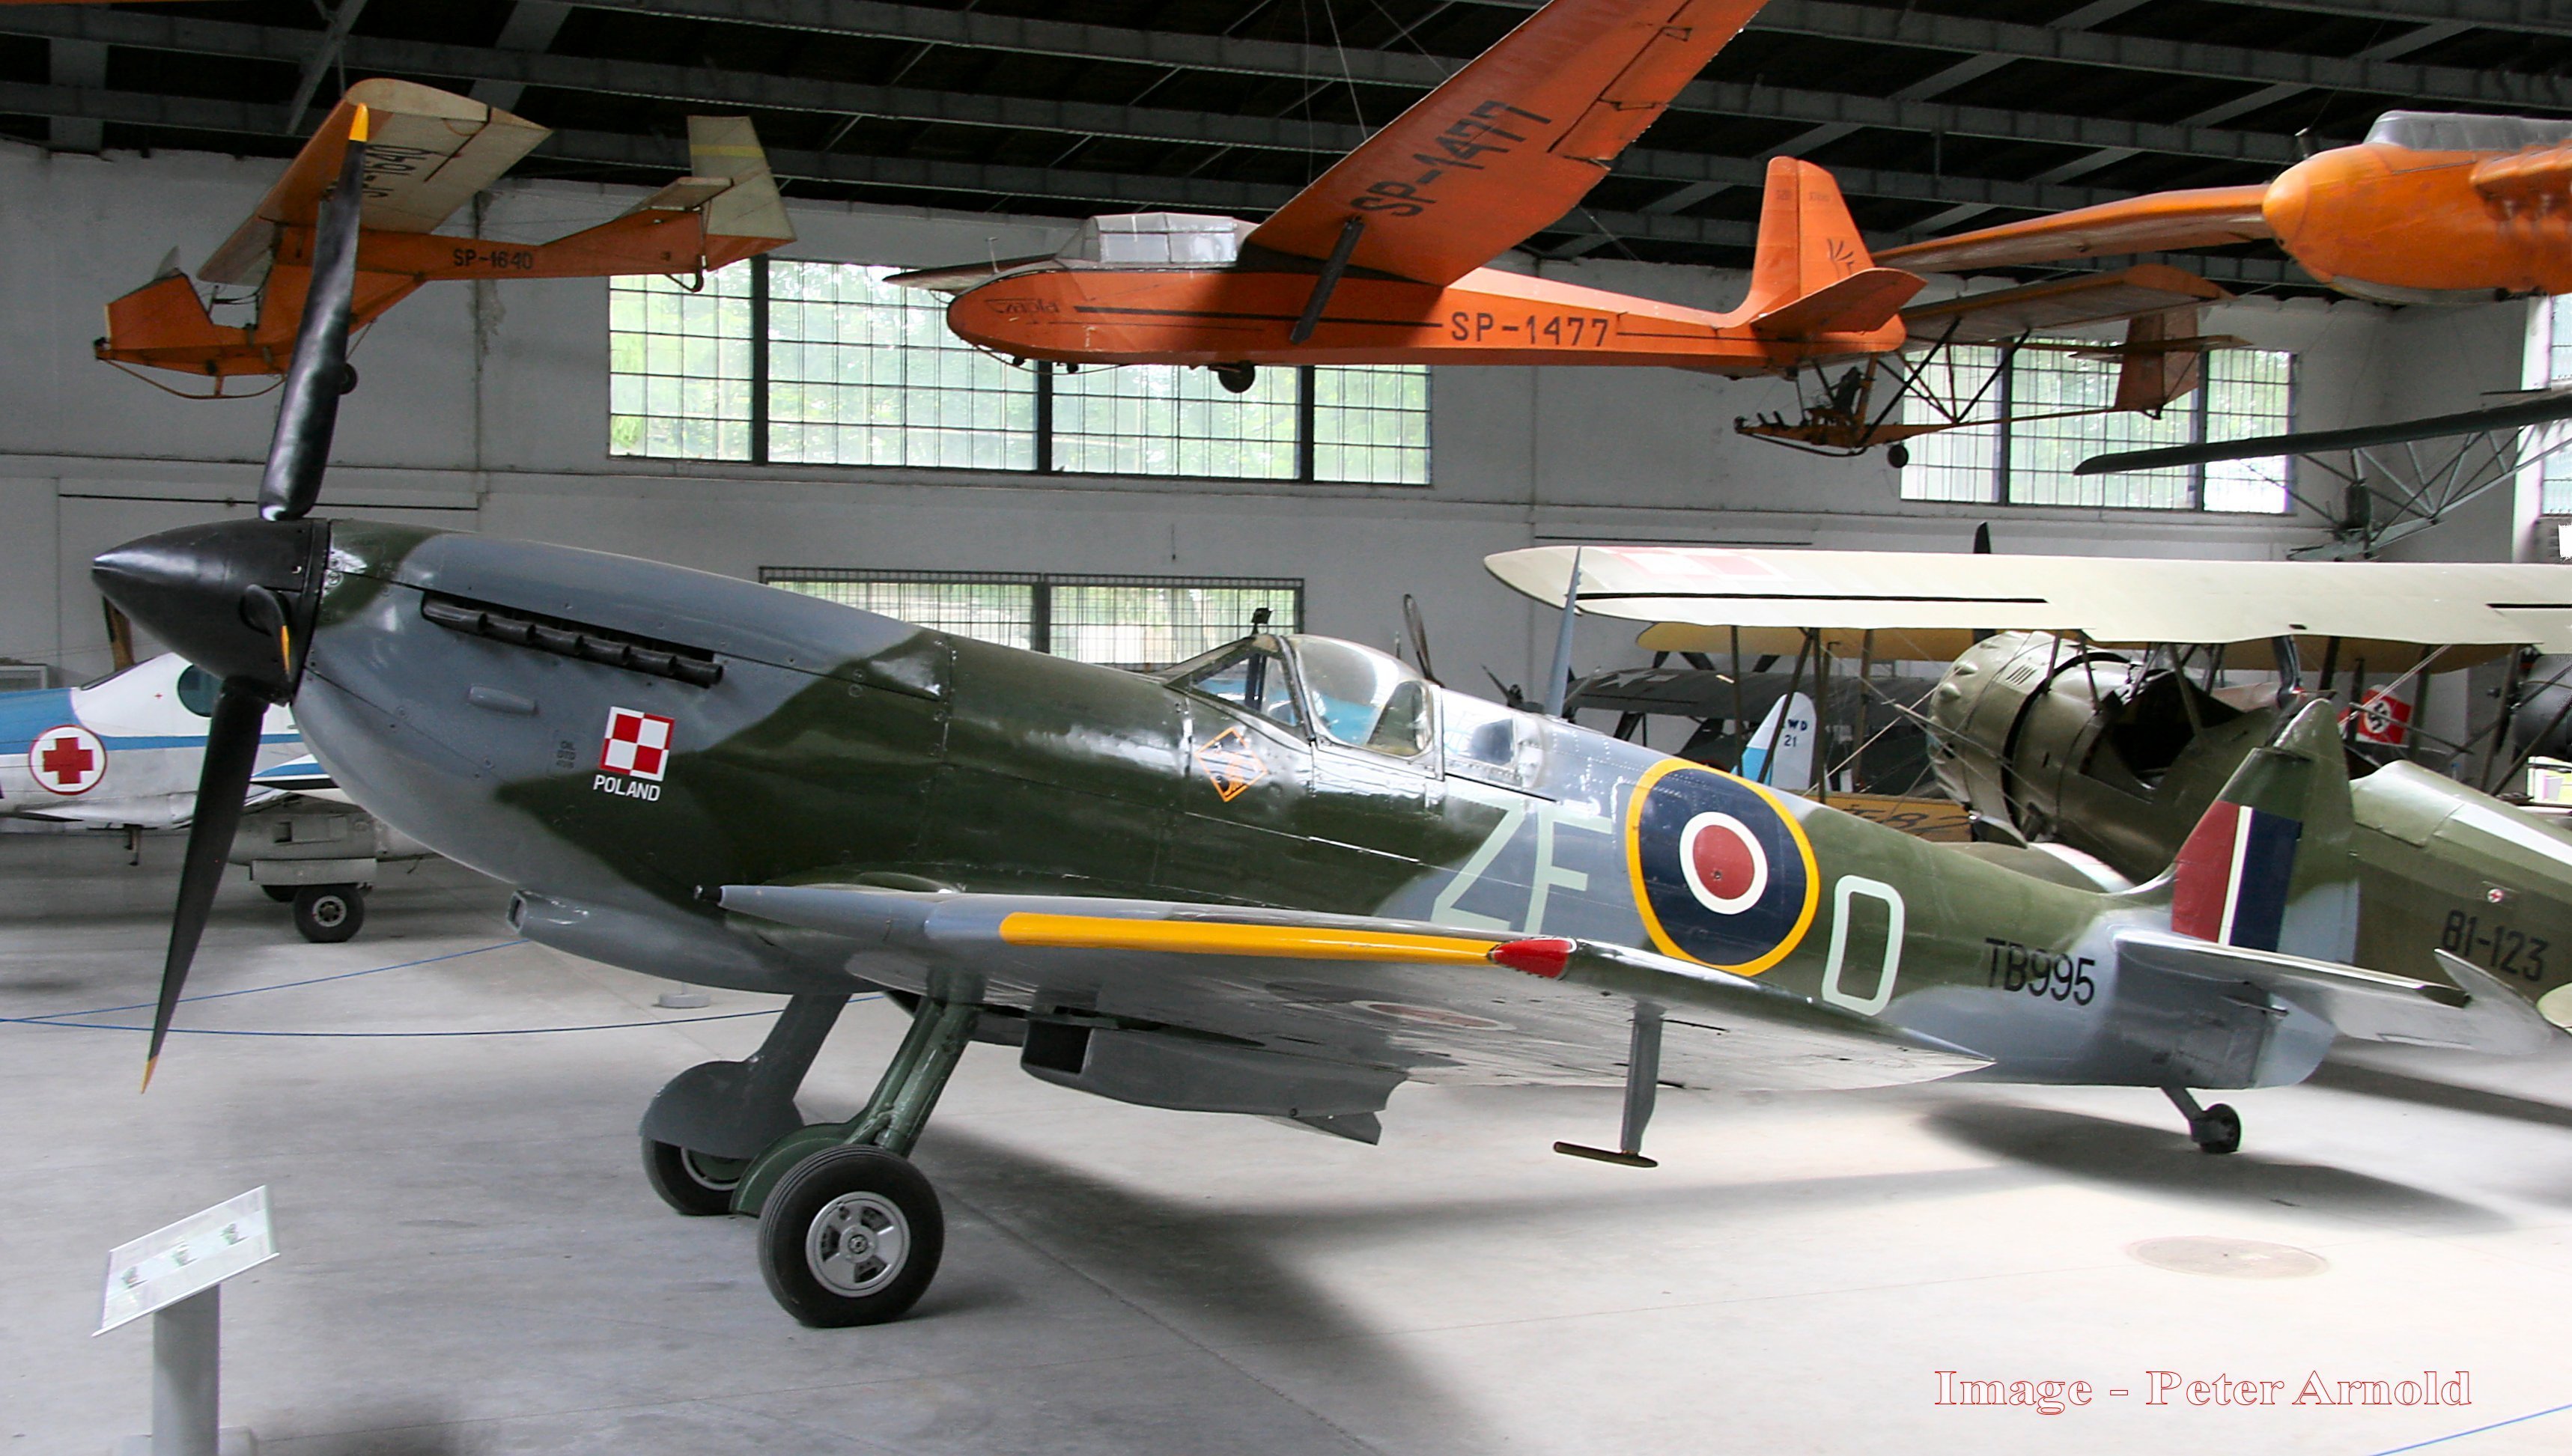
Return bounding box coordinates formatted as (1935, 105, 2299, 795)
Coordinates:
(1880, 112, 2572, 306)
(899, 0, 1926, 385)
(97, 79, 794, 386)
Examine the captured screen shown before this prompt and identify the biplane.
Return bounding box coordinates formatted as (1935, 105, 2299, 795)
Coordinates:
(1489, 542, 2572, 1029)
(96, 79, 793, 389)
(1880, 112, 2572, 308)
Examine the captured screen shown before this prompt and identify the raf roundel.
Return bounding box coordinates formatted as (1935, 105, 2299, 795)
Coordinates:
(1626, 761, 1818, 975)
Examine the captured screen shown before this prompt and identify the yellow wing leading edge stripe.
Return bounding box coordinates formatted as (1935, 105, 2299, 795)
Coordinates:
(997, 913, 1503, 965)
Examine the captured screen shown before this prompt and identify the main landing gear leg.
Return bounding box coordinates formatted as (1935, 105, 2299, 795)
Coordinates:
(735, 995, 979, 1326)
(2163, 1086, 2242, 1156)
(639, 991, 850, 1216)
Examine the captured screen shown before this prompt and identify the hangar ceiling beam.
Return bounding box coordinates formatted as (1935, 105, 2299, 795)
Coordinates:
(0, 0, 2308, 171)
(2199, 0, 2572, 38)
(1741, 0, 2572, 111)
(569, 0, 2306, 164)
(0, 7, 2153, 216)
(0, 79, 2303, 288)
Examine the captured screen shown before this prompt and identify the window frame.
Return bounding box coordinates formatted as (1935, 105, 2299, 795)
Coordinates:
(1897, 338, 2299, 514)
(761, 567, 1306, 671)
(612, 258, 1431, 486)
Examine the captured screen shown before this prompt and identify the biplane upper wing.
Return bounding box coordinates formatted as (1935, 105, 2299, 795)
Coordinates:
(717, 884, 1985, 1094)
(1244, 0, 1770, 286)
(1876, 185, 2274, 276)
(1484, 545, 2572, 652)
(201, 79, 549, 287)
(1900, 264, 2229, 347)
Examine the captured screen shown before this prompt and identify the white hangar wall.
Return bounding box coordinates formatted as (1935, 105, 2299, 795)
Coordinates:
(0, 138, 2531, 699)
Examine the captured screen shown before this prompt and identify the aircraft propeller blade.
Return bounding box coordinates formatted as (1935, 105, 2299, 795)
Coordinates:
(96, 104, 371, 1087)
(258, 108, 370, 523)
(140, 678, 271, 1089)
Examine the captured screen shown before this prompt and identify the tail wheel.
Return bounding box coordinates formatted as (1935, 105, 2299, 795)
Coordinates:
(292, 883, 365, 942)
(642, 1137, 744, 1216)
(758, 1145, 943, 1326)
(2192, 1103, 2243, 1156)
(1213, 362, 1257, 395)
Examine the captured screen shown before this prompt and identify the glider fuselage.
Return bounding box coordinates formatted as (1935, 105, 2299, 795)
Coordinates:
(944, 261, 1910, 373)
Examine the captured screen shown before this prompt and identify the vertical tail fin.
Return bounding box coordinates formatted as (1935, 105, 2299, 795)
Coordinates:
(689, 116, 795, 249)
(2168, 700, 2356, 961)
(1742, 158, 1923, 338)
(2111, 307, 2207, 413)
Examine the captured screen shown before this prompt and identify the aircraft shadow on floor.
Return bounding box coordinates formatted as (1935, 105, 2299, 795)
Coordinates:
(1917, 1101, 2505, 1232)
(2309, 1059, 2572, 1136)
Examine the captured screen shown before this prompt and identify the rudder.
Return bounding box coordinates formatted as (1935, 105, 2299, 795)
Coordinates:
(1742, 157, 1920, 335)
(2166, 699, 2356, 963)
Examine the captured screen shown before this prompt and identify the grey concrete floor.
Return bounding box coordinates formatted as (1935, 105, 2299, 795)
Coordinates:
(7, 832, 2572, 1455)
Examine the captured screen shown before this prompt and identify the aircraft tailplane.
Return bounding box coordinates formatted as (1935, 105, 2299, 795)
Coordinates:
(1741, 157, 1922, 336)
(2163, 699, 2359, 964)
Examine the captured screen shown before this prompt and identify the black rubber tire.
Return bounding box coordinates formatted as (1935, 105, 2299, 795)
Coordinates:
(2194, 1103, 2243, 1156)
(292, 883, 365, 942)
(1214, 362, 1256, 395)
(758, 1145, 943, 1327)
(260, 883, 297, 903)
(642, 1137, 743, 1216)
(1886, 442, 1911, 470)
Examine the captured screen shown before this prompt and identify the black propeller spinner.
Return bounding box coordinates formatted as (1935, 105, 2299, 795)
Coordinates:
(89, 105, 372, 1088)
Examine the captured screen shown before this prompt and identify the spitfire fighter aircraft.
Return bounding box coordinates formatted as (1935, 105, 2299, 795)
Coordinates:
(1880, 112, 2572, 308)
(91, 114, 2553, 1328)
(1490, 543, 2572, 1032)
(97, 79, 791, 388)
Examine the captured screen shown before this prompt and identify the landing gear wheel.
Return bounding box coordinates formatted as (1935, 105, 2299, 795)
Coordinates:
(1886, 442, 1911, 469)
(292, 883, 364, 942)
(261, 884, 297, 904)
(1213, 362, 1257, 395)
(642, 1137, 744, 1216)
(2191, 1103, 2243, 1155)
(758, 1145, 943, 1326)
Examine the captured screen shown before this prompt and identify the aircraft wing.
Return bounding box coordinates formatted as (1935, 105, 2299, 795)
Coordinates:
(717, 884, 1986, 1094)
(1485, 544, 2572, 652)
(1244, 0, 1770, 286)
(2113, 930, 2556, 1055)
(201, 79, 550, 287)
(1901, 264, 2229, 347)
(2082, 387, 2572, 476)
(1875, 184, 2274, 276)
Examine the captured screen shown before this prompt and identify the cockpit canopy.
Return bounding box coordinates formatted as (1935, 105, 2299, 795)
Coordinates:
(1057, 213, 1255, 269)
(2365, 111, 2572, 153)
(1164, 633, 1434, 758)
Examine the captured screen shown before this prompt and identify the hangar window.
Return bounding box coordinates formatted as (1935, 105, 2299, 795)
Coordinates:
(606, 263, 756, 461)
(610, 261, 1428, 484)
(763, 568, 1301, 671)
(2539, 295, 2572, 516)
(1897, 343, 2294, 513)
